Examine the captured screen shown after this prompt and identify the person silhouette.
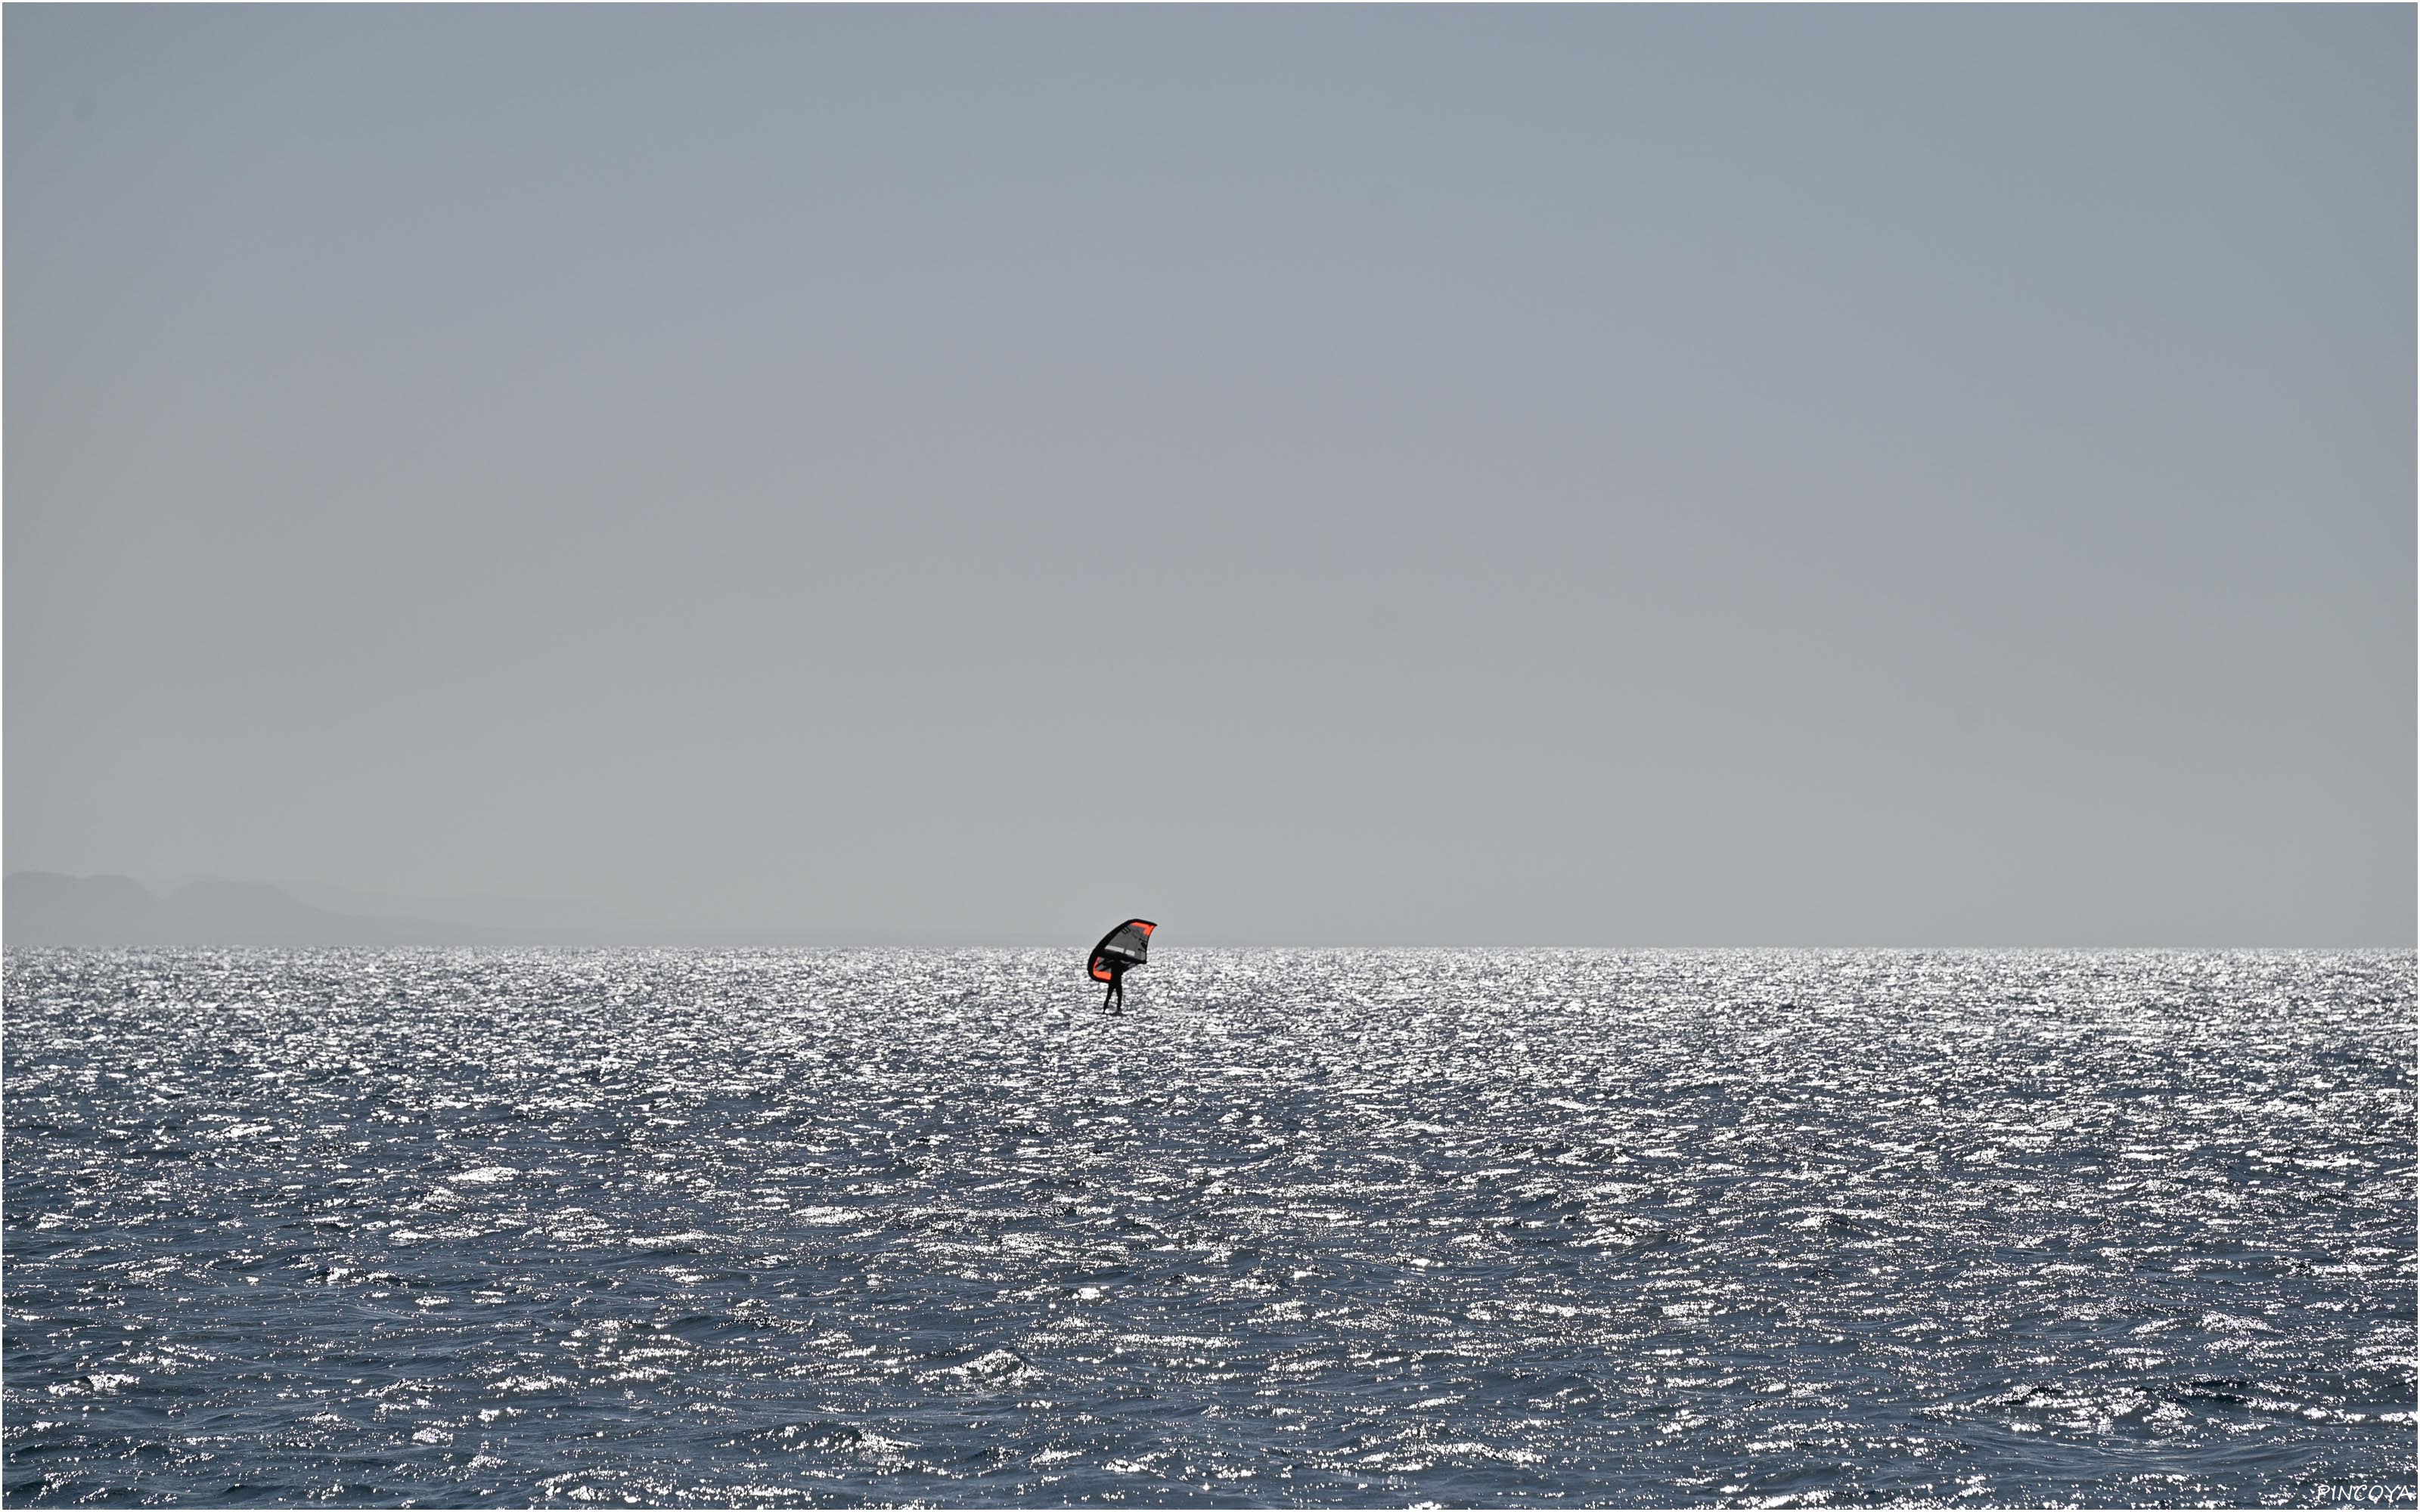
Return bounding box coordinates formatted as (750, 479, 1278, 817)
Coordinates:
(1103, 956, 1128, 1014)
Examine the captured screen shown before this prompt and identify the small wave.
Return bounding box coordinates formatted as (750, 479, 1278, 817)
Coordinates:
(3, 945, 2406, 1506)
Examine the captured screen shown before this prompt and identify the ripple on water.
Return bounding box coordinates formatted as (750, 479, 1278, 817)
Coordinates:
(3, 947, 2413, 1506)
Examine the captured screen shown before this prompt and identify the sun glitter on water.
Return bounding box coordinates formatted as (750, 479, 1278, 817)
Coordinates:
(4, 948, 2413, 1506)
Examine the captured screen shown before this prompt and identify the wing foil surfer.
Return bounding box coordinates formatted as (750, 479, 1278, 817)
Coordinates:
(1086, 919, 1156, 1015)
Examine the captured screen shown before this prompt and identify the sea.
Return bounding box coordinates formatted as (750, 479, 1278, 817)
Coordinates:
(4, 948, 2412, 1508)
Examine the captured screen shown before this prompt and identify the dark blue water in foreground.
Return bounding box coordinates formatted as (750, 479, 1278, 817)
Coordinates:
(5, 950, 2413, 1507)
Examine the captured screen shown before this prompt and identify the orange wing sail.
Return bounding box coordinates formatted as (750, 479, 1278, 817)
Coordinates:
(1087, 919, 1156, 982)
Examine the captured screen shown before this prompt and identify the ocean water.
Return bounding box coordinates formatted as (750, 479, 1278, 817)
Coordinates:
(3, 948, 2412, 1508)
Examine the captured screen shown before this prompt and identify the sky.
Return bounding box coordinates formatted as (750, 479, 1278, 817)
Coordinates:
(7, 5, 2412, 946)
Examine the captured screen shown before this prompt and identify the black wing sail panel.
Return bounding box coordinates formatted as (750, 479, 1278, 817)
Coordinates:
(1087, 919, 1156, 982)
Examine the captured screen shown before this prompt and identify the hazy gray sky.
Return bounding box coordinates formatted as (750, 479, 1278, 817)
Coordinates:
(8, 5, 2412, 944)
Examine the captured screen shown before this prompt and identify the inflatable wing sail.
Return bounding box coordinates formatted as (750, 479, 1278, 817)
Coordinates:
(1087, 919, 1156, 982)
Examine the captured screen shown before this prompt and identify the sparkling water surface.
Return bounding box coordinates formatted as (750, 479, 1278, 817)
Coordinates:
(5, 949, 2413, 1507)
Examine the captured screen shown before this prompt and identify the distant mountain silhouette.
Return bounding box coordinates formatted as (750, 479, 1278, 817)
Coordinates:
(7, 873, 184, 943)
(7, 873, 573, 947)
(3, 872, 1060, 948)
